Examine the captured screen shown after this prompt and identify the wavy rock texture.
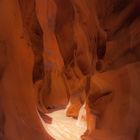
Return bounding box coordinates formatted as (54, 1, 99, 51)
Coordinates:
(0, 0, 53, 140)
(0, 0, 140, 140)
(82, 0, 140, 139)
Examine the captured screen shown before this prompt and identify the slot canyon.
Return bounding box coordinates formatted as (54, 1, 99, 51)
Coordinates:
(0, 0, 140, 140)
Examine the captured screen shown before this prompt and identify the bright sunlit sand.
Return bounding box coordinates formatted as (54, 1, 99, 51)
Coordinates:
(41, 105, 87, 140)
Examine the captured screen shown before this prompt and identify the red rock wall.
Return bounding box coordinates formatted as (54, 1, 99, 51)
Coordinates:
(0, 0, 53, 139)
(0, 0, 140, 140)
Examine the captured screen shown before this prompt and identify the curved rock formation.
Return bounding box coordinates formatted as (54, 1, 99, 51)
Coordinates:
(0, 0, 53, 139)
(82, 0, 140, 139)
(35, 0, 69, 110)
(0, 0, 140, 140)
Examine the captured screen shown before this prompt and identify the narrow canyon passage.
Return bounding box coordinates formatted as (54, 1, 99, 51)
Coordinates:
(0, 0, 140, 140)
